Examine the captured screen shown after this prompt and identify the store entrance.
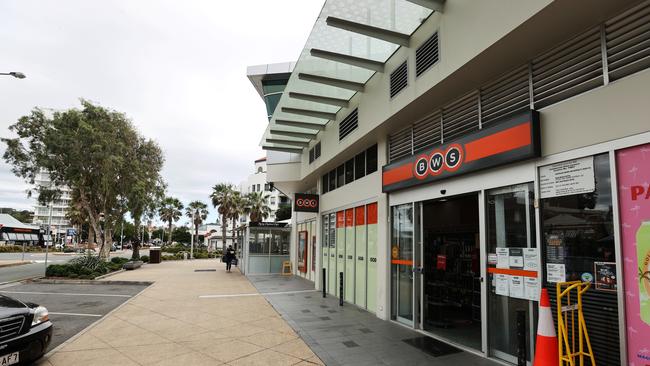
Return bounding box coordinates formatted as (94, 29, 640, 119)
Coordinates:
(422, 193, 481, 350)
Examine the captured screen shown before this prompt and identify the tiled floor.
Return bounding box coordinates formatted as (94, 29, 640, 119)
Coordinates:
(250, 275, 501, 366)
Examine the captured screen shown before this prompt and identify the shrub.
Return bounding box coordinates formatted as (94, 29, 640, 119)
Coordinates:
(69, 254, 108, 273)
(140, 255, 149, 263)
(63, 248, 75, 253)
(68, 273, 79, 278)
(110, 257, 130, 265)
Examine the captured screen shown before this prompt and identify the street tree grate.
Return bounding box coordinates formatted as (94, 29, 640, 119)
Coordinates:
(194, 269, 216, 272)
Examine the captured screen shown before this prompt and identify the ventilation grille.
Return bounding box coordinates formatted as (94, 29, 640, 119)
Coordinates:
(532, 27, 603, 108)
(480, 66, 530, 126)
(314, 142, 321, 159)
(413, 111, 441, 152)
(339, 108, 358, 141)
(390, 61, 408, 98)
(388, 127, 412, 162)
(605, 1, 650, 81)
(442, 92, 479, 142)
(416, 32, 439, 77)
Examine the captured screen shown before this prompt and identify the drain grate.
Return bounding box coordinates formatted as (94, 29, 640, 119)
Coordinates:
(402, 336, 462, 357)
(194, 269, 216, 272)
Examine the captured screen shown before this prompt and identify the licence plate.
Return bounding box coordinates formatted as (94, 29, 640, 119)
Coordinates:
(0, 352, 19, 366)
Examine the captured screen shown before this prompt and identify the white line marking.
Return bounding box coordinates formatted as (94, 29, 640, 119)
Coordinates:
(49, 312, 102, 317)
(0, 291, 132, 298)
(199, 289, 317, 299)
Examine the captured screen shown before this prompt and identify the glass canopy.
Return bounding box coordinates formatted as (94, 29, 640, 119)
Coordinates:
(261, 0, 433, 150)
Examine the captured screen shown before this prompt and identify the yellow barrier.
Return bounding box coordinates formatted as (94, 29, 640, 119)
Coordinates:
(556, 281, 596, 366)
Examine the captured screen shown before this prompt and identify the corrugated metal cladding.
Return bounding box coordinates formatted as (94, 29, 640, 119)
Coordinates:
(416, 32, 439, 77)
(339, 108, 358, 141)
(387, 0, 650, 163)
(389, 61, 408, 98)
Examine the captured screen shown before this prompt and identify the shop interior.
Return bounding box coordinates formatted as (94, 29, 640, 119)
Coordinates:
(422, 193, 482, 350)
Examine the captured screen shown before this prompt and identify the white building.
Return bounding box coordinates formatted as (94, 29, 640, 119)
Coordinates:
(238, 157, 289, 223)
(32, 171, 73, 237)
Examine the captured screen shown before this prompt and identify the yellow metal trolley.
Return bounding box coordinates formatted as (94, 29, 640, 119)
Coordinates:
(556, 281, 596, 366)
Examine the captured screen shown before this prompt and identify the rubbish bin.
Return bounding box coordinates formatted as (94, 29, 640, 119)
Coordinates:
(149, 246, 161, 264)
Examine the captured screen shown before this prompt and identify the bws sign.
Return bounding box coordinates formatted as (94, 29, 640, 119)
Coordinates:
(294, 193, 319, 212)
(383, 111, 540, 192)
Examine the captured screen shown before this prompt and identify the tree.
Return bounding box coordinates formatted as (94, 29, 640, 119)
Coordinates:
(185, 200, 208, 259)
(275, 204, 292, 221)
(171, 226, 191, 244)
(158, 197, 183, 245)
(0, 208, 33, 223)
(2, 100, 165, 259)
(245, 191, 271, 223)
(228, 192, 244, 250)
(210, 183, 236, 252)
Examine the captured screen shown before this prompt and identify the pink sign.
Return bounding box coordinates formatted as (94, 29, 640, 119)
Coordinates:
(617, 143, 650, 366)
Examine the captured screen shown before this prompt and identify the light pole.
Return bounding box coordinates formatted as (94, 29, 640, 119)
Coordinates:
(0, 72, 26, 79)
(44, 202, 52, 276)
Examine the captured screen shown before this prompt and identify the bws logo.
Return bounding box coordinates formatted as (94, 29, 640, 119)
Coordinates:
(295, 198, 318, 208)
(414, 144, 463, 179)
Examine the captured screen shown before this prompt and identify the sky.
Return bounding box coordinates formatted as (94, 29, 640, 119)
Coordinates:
(0, 0, 324, 225)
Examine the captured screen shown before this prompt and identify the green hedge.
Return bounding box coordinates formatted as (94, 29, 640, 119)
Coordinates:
(0, 245, 44, 253)
(46, 256, 132, 279)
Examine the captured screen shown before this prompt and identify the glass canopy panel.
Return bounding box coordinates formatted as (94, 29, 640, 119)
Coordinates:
(263, 0, 432, 144)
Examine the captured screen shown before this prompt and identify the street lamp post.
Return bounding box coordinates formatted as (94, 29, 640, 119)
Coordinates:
(0, 72, 26, 79)
(44, 202, 52, 276)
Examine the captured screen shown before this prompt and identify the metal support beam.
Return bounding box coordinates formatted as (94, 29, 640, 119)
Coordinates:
(310, 48, 384, 72)
(262, 145, 303, 154)
(289, 92, 350, 108)
(266, 138, 310, 147)
(298, 73, 365, 92)
(282, 107, 337, 120)
(405, 0, 444, 12)
(275, 119, 327, 130)
(269, 128, 318, 139)
(326, 16, 410, 47)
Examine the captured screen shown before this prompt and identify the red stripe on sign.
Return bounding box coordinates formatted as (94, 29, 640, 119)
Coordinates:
(345, 209, 354, 227)
(355, 206, 365, 226)
(487, 267, 538, 278)
(367, 203, 378, 225)
(336, 211, 345, 228)
(382, 162, 413, 186)
(464, 122, 532, 163)
(391, 259, 413, 265)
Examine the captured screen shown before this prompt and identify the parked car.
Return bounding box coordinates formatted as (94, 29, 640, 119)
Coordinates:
(0, 294, 52, 365)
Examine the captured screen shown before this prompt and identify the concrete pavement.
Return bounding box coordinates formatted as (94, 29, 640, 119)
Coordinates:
(37, 259, 323, 366)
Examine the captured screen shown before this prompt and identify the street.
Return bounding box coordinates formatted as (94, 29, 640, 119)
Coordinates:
(0, 250, 149, 284)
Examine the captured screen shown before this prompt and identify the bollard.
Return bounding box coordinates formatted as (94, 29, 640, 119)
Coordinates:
(516, 309, 527, 366)
(322, 268, 327, 298)
(339, 272, 344, 306)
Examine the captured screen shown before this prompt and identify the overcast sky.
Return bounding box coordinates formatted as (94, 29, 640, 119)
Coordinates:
(0, 0, 323, 225)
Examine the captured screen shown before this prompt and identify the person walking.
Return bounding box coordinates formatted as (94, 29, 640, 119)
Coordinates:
(224, 245, 236, 273)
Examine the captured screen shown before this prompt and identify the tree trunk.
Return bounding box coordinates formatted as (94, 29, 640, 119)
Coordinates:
(168, 222, 173, 245)
(88, 226, 95, 246)
(132, 217, 141, 260)
(99, 223, 112, 260)
(222, 213, 227, 254)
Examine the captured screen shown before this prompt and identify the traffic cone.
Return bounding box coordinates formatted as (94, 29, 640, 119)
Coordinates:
(533, 288, 559, 366)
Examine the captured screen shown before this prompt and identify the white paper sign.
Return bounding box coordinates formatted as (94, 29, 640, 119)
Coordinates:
(496, 248, 509, 269)
(509, 248, 524, 269)
(525, 277, 540, 301)
(509, 275, 525, 299)
(524, 248, 539, 271)
(539, 157, 595, 199)
(547, 263, 566, 283)
(495, 274, 509, 296)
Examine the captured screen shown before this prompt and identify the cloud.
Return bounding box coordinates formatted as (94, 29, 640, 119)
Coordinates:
(0, 0, 323, 223)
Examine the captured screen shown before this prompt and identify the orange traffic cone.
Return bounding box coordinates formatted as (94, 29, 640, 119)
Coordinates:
(533, 288, 559, 366)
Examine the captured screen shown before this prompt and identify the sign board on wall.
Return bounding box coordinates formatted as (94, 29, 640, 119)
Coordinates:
(616, 143, 650, 365)
(294, 193, 319, 212)
(382, 111, 540, 193)
(539, 156, 595, 199)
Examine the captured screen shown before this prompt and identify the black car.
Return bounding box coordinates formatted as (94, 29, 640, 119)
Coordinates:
(0, 295, 52, 365)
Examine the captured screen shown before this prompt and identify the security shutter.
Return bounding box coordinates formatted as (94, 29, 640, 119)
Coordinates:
(413, 110, 442, 153)
(442, 91, 479, 142)
(390, 61, 408, 98)
(532, 27, 603, 109)
(605, 0, 650, 82)
(339, 108, 358, 141)
(388, 126, 412, 163)
(416, 32, 439, 77)
(480, 66, 530, 126)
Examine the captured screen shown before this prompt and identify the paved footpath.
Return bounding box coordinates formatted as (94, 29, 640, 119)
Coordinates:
(37, 260, 323, 366)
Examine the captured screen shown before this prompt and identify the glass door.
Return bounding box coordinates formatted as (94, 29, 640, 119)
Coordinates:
(391, 203, 414, 325)
(485, 183, 536, 364)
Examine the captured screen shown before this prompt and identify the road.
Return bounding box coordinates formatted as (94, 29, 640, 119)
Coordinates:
(0, 250, 149, 284)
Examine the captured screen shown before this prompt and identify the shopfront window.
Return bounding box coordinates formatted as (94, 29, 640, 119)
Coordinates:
(249, 230, 270, 254)
(391, 203, 414, 323)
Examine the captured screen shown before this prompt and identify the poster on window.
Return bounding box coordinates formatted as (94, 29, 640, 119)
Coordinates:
(298, 231, 308, 273)
(616, 143, 650, 365)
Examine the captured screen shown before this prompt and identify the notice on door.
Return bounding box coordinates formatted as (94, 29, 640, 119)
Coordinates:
(524, 277, 540, 301)
(509, 275, 524, 299)
(495, 274, 509, 296)
(547, 263, 566, 283)
(496, 248, 509, 269)
(523, 248, 539, 271)
(539, 157, 595, 199)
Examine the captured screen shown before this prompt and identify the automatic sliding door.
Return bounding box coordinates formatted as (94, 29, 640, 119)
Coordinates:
(391, 203, 414, 325)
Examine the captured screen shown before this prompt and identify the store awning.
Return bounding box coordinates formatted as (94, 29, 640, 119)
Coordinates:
(260, 0, 438, 148)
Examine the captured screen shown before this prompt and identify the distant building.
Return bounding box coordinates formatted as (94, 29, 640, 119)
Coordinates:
(238, 157, 289, 223)
(32, 171, 73, 242)
(0, 213, 46, 246)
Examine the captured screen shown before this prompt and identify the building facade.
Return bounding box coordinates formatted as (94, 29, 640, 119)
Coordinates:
(32, 171, 73, 242)
(255, 1, 650, 365)
(238, 157, 289, 223)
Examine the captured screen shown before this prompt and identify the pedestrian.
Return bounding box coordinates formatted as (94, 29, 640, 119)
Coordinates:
(224, 245, 236, 273)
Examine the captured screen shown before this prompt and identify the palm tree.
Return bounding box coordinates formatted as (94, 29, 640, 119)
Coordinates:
(245, 191, 272, 223)
(185, 200, 208, 259)
(228, 192, 245, 251)
(158, 197, 183, 245)
(210, 183, 236, 252)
